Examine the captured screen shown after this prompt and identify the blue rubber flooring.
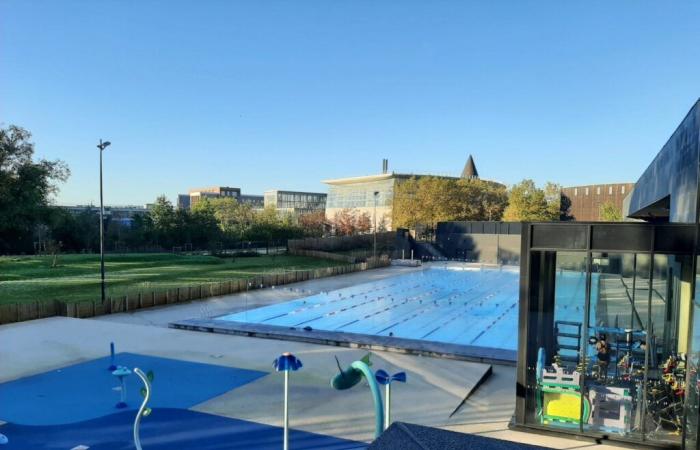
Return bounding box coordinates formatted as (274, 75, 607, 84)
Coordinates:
(0, 353, 267, 426)
(0, 408, 365, 449)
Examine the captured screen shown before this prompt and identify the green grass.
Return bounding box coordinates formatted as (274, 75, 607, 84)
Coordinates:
(0, 253, 346, 305)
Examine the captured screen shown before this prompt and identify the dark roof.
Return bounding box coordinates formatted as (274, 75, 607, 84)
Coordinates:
(369, 423, 551, 450)
(461, 155, 479, 179)
(367, 422, 548, 450)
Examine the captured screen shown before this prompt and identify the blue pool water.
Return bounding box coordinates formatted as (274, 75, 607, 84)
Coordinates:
(218, 266, 521, 351)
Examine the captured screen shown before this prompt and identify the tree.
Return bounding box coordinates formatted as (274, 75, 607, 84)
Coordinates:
(298, 211, 326, 237)
(356, 212, 372, 234)
(207, 197, 253, 243)
(0, 125, 69, 253)
(149, 196, 176, 247)
(502, 179, 559, 222)
(600, 201, 623, 222)
(393, 176, 508, 230)
(333, 209, 357, 236)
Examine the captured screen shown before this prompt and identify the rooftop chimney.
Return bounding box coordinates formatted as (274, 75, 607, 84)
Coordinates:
(382, 159, 388, 174)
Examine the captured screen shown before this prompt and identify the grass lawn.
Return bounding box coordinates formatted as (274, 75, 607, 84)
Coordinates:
(0, 253, 346, 305)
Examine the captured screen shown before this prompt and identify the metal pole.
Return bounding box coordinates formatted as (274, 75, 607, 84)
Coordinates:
(283, 370, 289, 450)
(373, 192, 378, 261)
(99, 141, 105, 304)
(384, 383, 391, 430)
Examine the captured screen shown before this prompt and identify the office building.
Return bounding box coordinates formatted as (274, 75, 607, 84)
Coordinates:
(263, 190, 326, 215)
(324, 155, 489, 231)
(239, 194, 264, 209)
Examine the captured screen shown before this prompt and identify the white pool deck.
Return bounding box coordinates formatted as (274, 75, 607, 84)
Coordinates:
(1, 264, 628, 448)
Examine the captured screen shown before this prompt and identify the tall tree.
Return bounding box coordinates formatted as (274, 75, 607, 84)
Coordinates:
(393, 176, 508, 230)
(356, 211, 372, 233)
(600, 201, 623, 222)
(502, 179, 559, 222)
(149, 196, 176, 247)
(0, 125, 69, 253)
(298, 211, 326, 237)
(333, 209, 358, 236)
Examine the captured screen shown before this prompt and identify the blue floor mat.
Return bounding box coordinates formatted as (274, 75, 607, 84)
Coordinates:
(0, 353, 267, 425)
(0, 408, 365, 450)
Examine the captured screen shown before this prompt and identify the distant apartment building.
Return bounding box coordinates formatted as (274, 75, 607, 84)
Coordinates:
(264, 190, 326, 215)
(177, 194, 191, 210)
(61, 204, 148, 226)
(561, 183, 634, 221)
(324, 156, 487, 231)
(239, 194, 264, 209)
(174, 186, 238, 209)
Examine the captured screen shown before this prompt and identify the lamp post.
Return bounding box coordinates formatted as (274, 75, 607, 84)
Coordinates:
(97, 139, 111, 304)
(373, 191, 379, 261)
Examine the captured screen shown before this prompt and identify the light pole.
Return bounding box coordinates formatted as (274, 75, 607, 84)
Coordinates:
(373, 191, 379, 261)
(97, 139, 111, 304)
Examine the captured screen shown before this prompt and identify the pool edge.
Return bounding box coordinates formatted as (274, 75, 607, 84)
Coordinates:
(168, 318, 517, 366)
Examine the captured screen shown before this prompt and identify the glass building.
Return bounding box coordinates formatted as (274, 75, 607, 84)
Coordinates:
(513, 99, 700, 448)
(263, 190, 326, 215)
(324, 174, 397, 229)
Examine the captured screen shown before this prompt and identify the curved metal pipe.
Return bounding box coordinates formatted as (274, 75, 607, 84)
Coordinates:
(133, 367, 151, 450)
(350, 361, 384, 437)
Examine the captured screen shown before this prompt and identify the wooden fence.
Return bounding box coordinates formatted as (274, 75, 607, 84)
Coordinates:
(0, 257, 390, 324)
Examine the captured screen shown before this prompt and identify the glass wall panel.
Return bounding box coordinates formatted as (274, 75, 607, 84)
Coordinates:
(684, 256, 700, 449)
(526, 251, 589, 431)
(585, 253, 642, 438)
(641, 255, 684, 444)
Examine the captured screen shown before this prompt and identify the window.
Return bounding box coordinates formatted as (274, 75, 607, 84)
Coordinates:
(585, 187, 589, 195)
(596, 187, 600, 195)
(621, 186, 626, 194)
(575, 188, 578, 196)
(609, 186, 613, 195)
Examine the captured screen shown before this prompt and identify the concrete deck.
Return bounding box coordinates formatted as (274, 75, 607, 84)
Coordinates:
(2, 265, 629, 449)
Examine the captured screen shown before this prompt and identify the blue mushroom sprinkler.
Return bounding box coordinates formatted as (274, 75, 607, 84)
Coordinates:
(112, 366, 132, 409)
(375, 370, 406, 430)
(274, 353, 302, 450)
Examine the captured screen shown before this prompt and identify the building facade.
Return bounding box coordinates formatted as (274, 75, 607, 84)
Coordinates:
(263, 190, 326, 215)
(177, 194, 191, 210)
(324, 155, 489, 231)
(175, 186, 241, 209)
(324, 173, 397, 230)
(561, 183, 635, 221)
(239, 194, 264, 209)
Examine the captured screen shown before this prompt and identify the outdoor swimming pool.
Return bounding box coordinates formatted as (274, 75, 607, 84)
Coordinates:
(218, 266, 521, 351)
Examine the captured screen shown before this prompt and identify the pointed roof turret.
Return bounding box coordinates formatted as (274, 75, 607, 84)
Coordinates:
(461, 155, 479, 179)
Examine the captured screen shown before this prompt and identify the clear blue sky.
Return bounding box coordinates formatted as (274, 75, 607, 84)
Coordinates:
(2, 1, 699, 206)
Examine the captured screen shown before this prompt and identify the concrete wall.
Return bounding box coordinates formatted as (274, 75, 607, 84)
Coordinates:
(435, 222, 521, 264)
(628, 99, 700, 223)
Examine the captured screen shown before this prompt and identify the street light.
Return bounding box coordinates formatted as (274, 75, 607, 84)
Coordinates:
(373, 191, 379, 261)
(97, 139, 111, 304)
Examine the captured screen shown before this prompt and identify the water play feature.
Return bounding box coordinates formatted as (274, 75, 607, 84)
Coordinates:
(375, 369, 406, 430)
(331, 353, 384, 438)
(273, 353, 303, 450)
(133, 367, 153, 450)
